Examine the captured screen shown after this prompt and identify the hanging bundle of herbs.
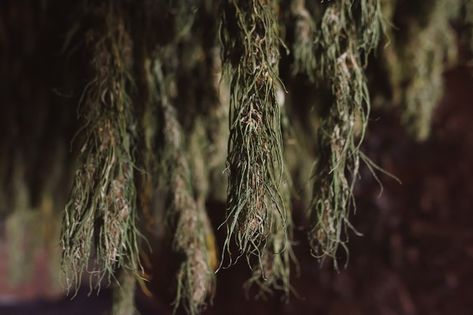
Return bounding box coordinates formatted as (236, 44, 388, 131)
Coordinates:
(220, 0, 288, 269)
(307, 0, 383, 265)
(60, 1, 141, 289)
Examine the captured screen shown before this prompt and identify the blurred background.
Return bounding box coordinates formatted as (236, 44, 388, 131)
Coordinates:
(1, 1, 473, 314)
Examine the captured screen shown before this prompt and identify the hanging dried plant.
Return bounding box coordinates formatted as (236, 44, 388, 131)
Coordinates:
(380, 0, 460, 140)
(220, 0, 288, 268)
(290, 0, 317, 79)
(60, 1, 141, 290)
(308, 0, 382, 265)
(244, 174, 294, 300)
(152, 58, 215, 315)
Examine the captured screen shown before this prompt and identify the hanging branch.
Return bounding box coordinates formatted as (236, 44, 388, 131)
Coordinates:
(308, 0, 382, 266)
(60, 1, 141, 290)
(220, 0, 288, 268)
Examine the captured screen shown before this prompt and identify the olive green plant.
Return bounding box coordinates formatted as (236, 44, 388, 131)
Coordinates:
(60, 1, 142, 290)
(153, 58, 215, 314)
(307, 0, 383, 266)
(220, 0, 288, 270)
